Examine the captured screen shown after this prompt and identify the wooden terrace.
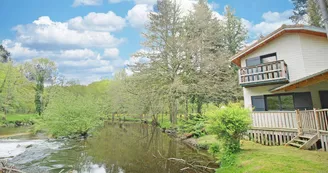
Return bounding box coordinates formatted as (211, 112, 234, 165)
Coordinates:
(248, 109, 328, 151)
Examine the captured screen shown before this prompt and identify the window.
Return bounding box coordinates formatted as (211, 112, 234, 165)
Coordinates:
(251, 92, 313, 111)
(251, 96, 265, 111)
(294, 92, 313, 110)
(245, 53, 277, 67)
(246, 57, 260, 67)
(266, 95, 281, 111)
(261, 53, 277, 64)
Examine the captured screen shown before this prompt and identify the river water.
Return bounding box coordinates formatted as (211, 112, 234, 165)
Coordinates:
(0, 122, 216, 173)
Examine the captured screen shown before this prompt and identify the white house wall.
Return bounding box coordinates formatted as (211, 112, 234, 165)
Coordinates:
(241, 33, 306, 81)
(241, 32, 328, 110)
(300, 33, 328, 75)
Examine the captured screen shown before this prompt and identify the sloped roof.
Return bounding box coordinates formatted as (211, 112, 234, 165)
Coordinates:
(230, 25, 327, 67)
(271, 69, 328, 93)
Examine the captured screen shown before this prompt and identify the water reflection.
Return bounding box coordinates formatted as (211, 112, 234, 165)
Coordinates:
(3, 123, 215, 173)
(86, 122, 214, 173)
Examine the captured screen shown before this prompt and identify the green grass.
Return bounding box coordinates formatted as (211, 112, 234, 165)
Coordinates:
(218, 140, 328, 173)
(0, 113, 38, 124)
(197, 135, 219, 146)
(195, 135, 328, 173)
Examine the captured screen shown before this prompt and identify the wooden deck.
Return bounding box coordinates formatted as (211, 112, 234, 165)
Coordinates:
(248, 109, 328, 151)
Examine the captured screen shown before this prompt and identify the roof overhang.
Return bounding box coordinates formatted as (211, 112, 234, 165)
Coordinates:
(271, 69, 328, 93)
(230, 25, 327, 67)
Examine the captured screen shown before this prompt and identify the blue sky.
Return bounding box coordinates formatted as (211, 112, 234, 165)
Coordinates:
(0, 0, 294, 84)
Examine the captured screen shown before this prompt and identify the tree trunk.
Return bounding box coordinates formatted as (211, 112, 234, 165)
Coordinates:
(185, 97, 189, 120)
(318, 0, 328, 38)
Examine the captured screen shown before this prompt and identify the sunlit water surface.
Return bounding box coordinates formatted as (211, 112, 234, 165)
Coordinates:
(0, 123, 215, 173)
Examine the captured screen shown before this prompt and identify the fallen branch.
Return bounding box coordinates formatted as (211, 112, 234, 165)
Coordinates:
(157, 150, 217, 173)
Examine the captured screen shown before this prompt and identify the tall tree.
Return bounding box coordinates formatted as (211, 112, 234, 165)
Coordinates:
(290, 0, 328, 27)
(23, 58, 57, 115)
(223, 6, 248, 55)
(290, 0, 308, 24)
(0, 45, 11, 63)
(131, 0, 185, 125)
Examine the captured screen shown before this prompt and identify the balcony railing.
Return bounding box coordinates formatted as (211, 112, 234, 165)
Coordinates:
(239, 60, 289, 87)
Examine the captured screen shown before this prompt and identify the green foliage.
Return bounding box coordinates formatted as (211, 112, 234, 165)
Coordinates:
(40, 88, 103, 137)
(178, 114, 207, 137)
(206, 103, 251, 166)
(23, 58, 57, 116)
(208, 143, 220, 156)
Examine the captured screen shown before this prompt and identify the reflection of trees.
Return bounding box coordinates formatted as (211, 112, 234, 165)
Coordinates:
(86, 123, 214, 173)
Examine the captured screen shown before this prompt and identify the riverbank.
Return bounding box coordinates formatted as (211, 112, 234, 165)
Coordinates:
(187, 135, 328, 173)
(0, 114, 38, 127)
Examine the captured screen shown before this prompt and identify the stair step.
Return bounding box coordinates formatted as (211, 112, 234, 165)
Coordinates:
(294, 139, 308, 143)
(289, 142, 302, 148)
(299, 136, 311, 139)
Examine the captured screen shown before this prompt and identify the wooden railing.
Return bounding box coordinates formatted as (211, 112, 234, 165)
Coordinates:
(251, 111, 297, 129)
(251, 109, 328, 133)
(239, 60, 289, 86)
(315, 109, 328, 132)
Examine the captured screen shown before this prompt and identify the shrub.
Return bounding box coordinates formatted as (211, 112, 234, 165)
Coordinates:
(178, 114, 207, 137)
(40, 89, 103, 137)
(206, 103, 251, 157)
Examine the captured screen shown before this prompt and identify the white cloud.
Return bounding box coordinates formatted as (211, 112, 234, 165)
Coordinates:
(134, 0, 157, 5)
(246, 10, 293, 38)
(68, 11, 126, 32)
(104, 48, 120, 58)
(59, 49, 97, 60)
(14, 16, 124, 50)
(73, 0, 103, 7)
(126, 4, 153, 28)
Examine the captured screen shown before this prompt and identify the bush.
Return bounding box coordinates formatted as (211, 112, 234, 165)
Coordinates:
(206, 103, 251, 166)
(40, 89, 103, 137)
(178, 114, 207, 137)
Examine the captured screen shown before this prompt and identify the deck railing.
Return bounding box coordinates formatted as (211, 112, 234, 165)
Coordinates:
(251, 111, 297, 129)
(239, 60, 289, 86)
(251, 109, 328, 133)
(250, 109, 328, 151)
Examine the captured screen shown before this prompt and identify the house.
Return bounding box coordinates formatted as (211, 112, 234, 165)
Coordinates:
(230, 25, 328, 151)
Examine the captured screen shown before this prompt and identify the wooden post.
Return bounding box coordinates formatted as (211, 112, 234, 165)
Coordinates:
(238, 69, 242, 84)
(280, 61, 285, 79)
(314, 108, 320, 135)
(295, 109, 303, 135)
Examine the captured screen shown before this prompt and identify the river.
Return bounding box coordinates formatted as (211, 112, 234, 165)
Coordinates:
(0, 122, 216, 173)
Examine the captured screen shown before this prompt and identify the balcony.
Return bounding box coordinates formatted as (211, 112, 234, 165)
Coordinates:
(239, 60, 289, 87)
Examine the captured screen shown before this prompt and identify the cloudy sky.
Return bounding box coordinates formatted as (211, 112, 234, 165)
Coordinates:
(0, 0, 294, 84)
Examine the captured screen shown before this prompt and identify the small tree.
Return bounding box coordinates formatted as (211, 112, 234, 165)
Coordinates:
(207, 103, 251, 153)
(41, 88, 102, 137)
(23, 58, 57, 115)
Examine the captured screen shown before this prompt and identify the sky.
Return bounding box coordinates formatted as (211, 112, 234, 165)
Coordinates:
(0, 0, 294, 84)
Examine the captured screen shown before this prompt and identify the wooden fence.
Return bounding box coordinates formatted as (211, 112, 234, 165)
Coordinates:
(248, 109, 328, 151)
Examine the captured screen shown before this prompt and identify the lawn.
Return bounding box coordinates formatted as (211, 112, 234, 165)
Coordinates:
(218, 140, 328, 173)
(196, 135, 328, 173)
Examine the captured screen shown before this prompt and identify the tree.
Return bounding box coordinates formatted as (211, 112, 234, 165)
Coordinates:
(131, 0, 186, 125)
(290, 0, 308, 24)
(0, 45, 11, 63)
(23, 58, 57, 115)
(0, 63, 35, 117)
(183, 1, 244, 115)
(290, 0, 328, 27)
(223, 6, 248, 55)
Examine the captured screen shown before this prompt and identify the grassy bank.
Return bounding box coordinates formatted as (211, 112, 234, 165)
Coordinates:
(0, 113, 38, 126)
(196, 135, 328, 173)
